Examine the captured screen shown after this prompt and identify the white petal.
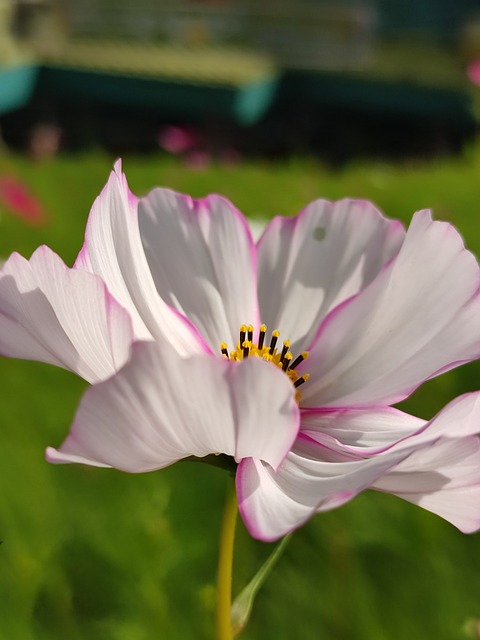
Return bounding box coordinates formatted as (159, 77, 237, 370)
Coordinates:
(300, 406, 423, 455)
(237, 435, 402, 541)
(302, 211, 480, 407)
(47, 341, 299, 472)
(138, 189, 260, 352)
(372, 436, 480, 533)
(302, 393, 480, 455)
(238, 393, 480, 540)
(75, 161, 206, 356)
(397, 392, 480, 444)
(0, 247, 132, 382)
(256, 199, 405, 353)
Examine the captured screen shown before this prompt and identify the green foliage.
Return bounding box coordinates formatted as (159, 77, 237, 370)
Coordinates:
(1, 148, 480, 638)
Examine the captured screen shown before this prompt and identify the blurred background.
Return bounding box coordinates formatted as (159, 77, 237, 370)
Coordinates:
(2, 1, 480, 639)
(2, 0, 480, 161)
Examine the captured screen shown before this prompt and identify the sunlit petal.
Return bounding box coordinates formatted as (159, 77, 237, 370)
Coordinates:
(239, 393, 480, 540)
(47, 340, 299, 472)
(138, 189, 260, 351)
(0, 247, 133, 382)
(372, 436, 480, 533)
(300, 406, 423, 455)
(302, 211, 480, 407)
(75, 160, 206, 356)
(238, 436, 401, 542)
(257, 199, 405, 353)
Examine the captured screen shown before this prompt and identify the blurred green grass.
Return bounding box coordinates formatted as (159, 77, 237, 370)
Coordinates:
(1, 148, 480, 639)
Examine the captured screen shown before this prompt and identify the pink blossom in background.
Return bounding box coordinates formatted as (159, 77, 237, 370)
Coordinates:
(467, 59, 480, 86)
(1, 161, 480, 541)
(0, 176, 47, 226)
(157, 125, 198, 154)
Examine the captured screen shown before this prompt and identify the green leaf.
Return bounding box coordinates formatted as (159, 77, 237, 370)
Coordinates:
(231, 533, 292, 636)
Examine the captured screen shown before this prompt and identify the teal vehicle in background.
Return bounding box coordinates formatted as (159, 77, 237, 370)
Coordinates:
(0, 1, 38, 116)
(0, 63, 38, 115)
(1, 0, 480, 155)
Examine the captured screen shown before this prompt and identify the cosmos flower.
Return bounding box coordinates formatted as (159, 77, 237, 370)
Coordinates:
(1, 161, 480, 541)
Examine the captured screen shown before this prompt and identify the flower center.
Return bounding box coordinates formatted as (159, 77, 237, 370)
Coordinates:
(220, 324, 309, 403)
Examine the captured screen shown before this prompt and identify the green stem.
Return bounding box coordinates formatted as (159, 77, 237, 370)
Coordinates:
(216, 478, 238, 640)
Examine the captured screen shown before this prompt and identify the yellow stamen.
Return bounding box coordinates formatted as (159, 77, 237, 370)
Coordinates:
(220, 325, 310, 404)
(290, 351, 308, 370)
(220, 342, 229, 358)
(294, 373, 310, 388)
(239, 325, 247, 347)
(269, 330, 280, 355)
(280, 340, 291, 365)
(258, 324, 267, 349)
(282, 352, 292, 372)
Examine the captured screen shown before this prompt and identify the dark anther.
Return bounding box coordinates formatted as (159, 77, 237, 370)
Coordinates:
(294, 376, 307, 388)
(289, 353, 305, 370)
(269, 332, 279, 355)
(258, 326, 266, 349)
